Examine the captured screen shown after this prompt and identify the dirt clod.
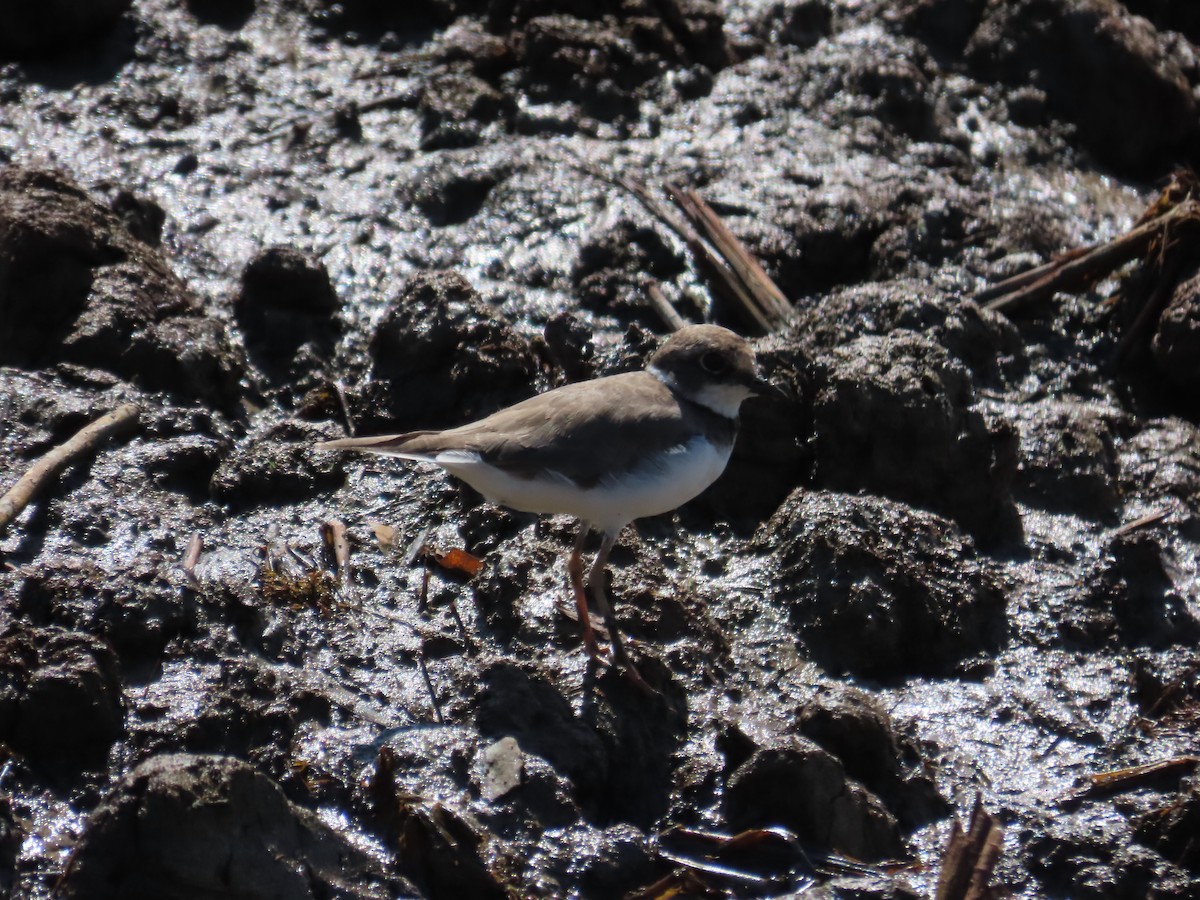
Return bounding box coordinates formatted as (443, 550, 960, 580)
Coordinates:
(761, 490, 1007, 678)
(0, 626, 122, 773)
(60, 753, 403, 899)
(725, 737, 904, 861)
(0, 167, 242, 406)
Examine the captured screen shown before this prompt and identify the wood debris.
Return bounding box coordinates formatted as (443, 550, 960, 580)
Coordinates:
(0, 403, 140, 537)
(976, 170, 1200, 366)
(935, 797, 1004, 900)
(1062, 756, 1200, 805)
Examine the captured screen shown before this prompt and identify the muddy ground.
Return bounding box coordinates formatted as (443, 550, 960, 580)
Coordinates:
(2, 0, 1200, 897)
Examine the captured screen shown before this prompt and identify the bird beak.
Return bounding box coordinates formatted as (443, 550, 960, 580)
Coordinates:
(745, 370, 784, 399)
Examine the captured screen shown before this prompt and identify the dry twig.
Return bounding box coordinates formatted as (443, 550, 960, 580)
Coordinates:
(935, 797, 1004, 900)
(646, 281, 687, 332)
(567, 154, 790, 334)
(975, 172, 1200, 363)
(1063, 756, 1200, 805)
(665, 184, 792, 328)
(0, 403, 140, 537)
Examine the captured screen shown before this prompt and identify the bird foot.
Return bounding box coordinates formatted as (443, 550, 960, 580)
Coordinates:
(616, 657, 658, 695)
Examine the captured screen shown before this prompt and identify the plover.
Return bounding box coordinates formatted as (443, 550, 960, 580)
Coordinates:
(319, 324, 769, 685)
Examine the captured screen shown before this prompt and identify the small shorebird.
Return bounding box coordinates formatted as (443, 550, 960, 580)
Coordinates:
(319, 324, 769, 685)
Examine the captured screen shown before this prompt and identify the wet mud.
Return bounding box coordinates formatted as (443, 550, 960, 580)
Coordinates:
(2, 0, 1200, 897)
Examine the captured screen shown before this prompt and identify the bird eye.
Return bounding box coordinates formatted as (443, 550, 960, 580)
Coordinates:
(700, 350, 729, 375)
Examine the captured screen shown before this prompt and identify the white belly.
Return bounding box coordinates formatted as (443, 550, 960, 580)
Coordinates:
(433, 437, 732, 534)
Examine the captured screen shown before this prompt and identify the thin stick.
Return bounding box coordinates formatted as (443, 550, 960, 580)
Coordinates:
(974, 246, 1092, 304)
(584, 162, 775, 334)
(0, 403, 140, 537)
(333, 380, 356, 437)
(981, 200, 1199, 314)
(418, 654, 445, 724)
(646, 282, 688, 332)
(656, 185, 775, 334)
(1113, 508, 1171, 536)
(667, 185, 792, 326)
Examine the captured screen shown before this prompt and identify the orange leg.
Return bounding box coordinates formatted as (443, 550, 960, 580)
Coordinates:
(587, 531, 655, 693)
(568, 523, 603, 661)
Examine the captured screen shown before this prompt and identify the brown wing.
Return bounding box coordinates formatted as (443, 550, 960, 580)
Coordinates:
(405, 372, 733, 488)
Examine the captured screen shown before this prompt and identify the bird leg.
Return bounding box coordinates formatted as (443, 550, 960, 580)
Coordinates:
(568, 522, 603, 661)
(587, 532, 654, 692)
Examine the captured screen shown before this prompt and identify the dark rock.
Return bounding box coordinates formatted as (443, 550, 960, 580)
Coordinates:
(964, 0, 1199, 176)
(586, 663, 688, 825)
(898, 0, 987, 55)
(1152, 268, 1200, 394)
(389, 797, 507, 899)
(1089, 533, 1200, 648)
(1134, 780, 1200, 874)
(0, 793, 16, 897)
(760, 490, 1007, 678)
(775, 27, 946, 145)
(753, 0, 834, 49)
(473, 660, 684, 825)
(724, 737, 904, 861)
(109, 190, 165, 246)
(0, 167, 242, 406)
(1116, 417, 1200, 514)
(506, 4, 729, 119)
(0, 626, 122, 773)
(1011, 399, 1120, 520)
(411, 165, 503, 226)
(471, 539, 546, 643)
(140, 433, 229, 499)
(239, 247, 340, 317)
(772, 191, 888, 297)
(541, 311, 596, 383)
(361, 270, 538, 431)
(1130, 651, 1200, 723)
(59, 753, 400, 900)
(499, 752, 581, 828)
(843, 50, 938, 142)
(132, 657, 331, 766)
(797, 685, 948, 828)
(940, 300, 1027, 387)
(801, 875, 921, 899)
(572, 220, 685, 324)
(475, 662, 609, 801)
(306, 0, 484, 36)
(696, 338, 811, 528)
(537, 823, 660, 898)
(808, 330, 1020, 545)
(212, 420, 346, 509)
(1123, 0, 1200, 45)
(367, 741, 510, 898)
(19, 556, 194, 662)
(418, 74, 513, 150)
(185, 0, 256, 30)
(0, 0, 130, 60)
(234, 247, 341, 378)
(1029, 818, 1196, 898)
(784, 280, 951, 350)
(437, 22, 514, 76)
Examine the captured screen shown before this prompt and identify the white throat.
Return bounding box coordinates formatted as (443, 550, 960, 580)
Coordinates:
(648, 364, 751, 419)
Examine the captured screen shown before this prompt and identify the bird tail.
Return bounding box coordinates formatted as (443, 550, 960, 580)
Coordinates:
(315, 431, 441, 461)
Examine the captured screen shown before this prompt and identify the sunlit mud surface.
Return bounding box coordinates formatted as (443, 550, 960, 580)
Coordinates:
(2, 1, 1199, 897)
